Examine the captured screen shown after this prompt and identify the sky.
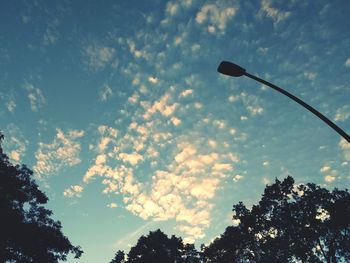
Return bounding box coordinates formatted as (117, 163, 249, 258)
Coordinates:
(1, 0, 350, 262)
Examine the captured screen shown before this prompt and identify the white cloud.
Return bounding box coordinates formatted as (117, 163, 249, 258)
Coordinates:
(126, 39, 148, 60)
(178, 225, 205, 243)
(6, 98, 16, 112)
(334, 105, 350, 122)
(339, 138, 350, 161)
(143, 94, 178, 119)
(34, 129, 84, 180)
(63, 185, 84, 198)
(99, 84, 114, 101)
(43, 28, 59, 45)
(24, 83, 46, 112)
(260, 0, 291, 23)
(83, 44, 115, 71)
(2, 124, 28, 163)
(128, 93, 140, 104)
(118, 152, 144, 166)
(148, 76, 158, 84)
(107, 202, 118, 208)
(228, 95, 239, 102)
(180, 89, 193, 98)
(170, 117, 182, 126)
(320, 165, 331, 173)
(166, 2, 179, 16)
(345, 58, 350, 67)
(233, 174, 243, 182)
(304, 71, 318, 80)
(196, 4, 237, 34)
(213, 120, 225, 129)
(77, 87, 241, 243)
(240, 92, 264, 116)
(0, 93, 16, 113)
(324, 175, 336, 182)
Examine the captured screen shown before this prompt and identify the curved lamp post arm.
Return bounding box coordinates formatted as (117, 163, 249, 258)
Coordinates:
(218, 61, 350, 143)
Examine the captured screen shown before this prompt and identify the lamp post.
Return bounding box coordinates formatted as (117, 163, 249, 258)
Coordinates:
(217, 61, 350, 143)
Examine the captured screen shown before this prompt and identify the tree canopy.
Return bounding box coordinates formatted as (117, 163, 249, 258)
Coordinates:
(0, 133, 82, 262)
(111, 176, 350, 263)
(110, 229, 200, 263)
(202, 176, 350, 263)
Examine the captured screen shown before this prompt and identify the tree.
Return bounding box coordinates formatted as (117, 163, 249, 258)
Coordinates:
(110, 229, 200, 263)
(0, 133, 83, 262)
(202, 176, 350, 263)
(110, 250, 126, 263)
(127, 229, 185, 263)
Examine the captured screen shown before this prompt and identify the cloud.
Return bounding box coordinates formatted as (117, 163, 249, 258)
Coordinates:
(196, 3, 237, 34)
(233, 174, 243, 182)
(324, 175, 336, 183)
(118, 152, 144, 166)
(24, 83, 46, 112)
(166, 2, 179, 16)
(148, 76, 158, 84)
(99, 84, 114, 101)
(260, 0, 291, 23)
(263, 161, 270, 166)
(320, 165, 331, 173)
(0, 93, 16, 113)
(240, 92, 264, 116)
(63, 185, 84, 198)
(180, 89, 193, 98)
(339, 138, 350, 161)
(304, 71, 318, 80)
(78, 87, 241, 242)
(178, 225, 205, 243)
(126, 39, 149, 60)
(334, 105, 350, 122)
(43, 27, 59, 45)
(107, 202, 118, 208)
(83, 44, 115, 71)
(6, 99, 16, 112)
(170, 117, 181, 126)
(143, 94, 178, 119)
(2, 124, 28, 163)
(345, 58, 350, 67)
(34, 129, 84, 180)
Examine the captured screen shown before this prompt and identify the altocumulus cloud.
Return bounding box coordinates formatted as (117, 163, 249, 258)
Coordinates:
(34, 129, 84, 180)
(83, 43, 116, 71)
(24, 83, 46, 112)
(76, 84, 241, 243)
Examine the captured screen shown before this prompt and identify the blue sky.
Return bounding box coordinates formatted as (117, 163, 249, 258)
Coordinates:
(1, 0, 350, 262)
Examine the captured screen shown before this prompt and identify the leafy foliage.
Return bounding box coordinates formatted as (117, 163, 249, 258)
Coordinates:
(0, 133, 83, 262)
(202, 176, 350, 263)
(110, 250, 126, 263)
(112, 229, 200, 263)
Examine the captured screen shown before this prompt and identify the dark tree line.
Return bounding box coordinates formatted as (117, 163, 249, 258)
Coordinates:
(110, 230, 199, 263)
(111, 177, 350, 263)
(0, 133, 82, 262)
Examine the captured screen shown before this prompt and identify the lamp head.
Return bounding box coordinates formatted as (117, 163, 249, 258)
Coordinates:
(217, 61, 246, 77)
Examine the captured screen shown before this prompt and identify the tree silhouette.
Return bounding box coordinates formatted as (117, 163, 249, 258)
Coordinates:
(110, 229, 201, 263)
(110, 250, 126, 263)
(0, 133, 83, 262)
(202, 176, 350, 263)
(127, 229, 185, 263)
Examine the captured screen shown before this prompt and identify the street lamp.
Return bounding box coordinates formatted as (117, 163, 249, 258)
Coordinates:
(217, 61, 350, 143)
